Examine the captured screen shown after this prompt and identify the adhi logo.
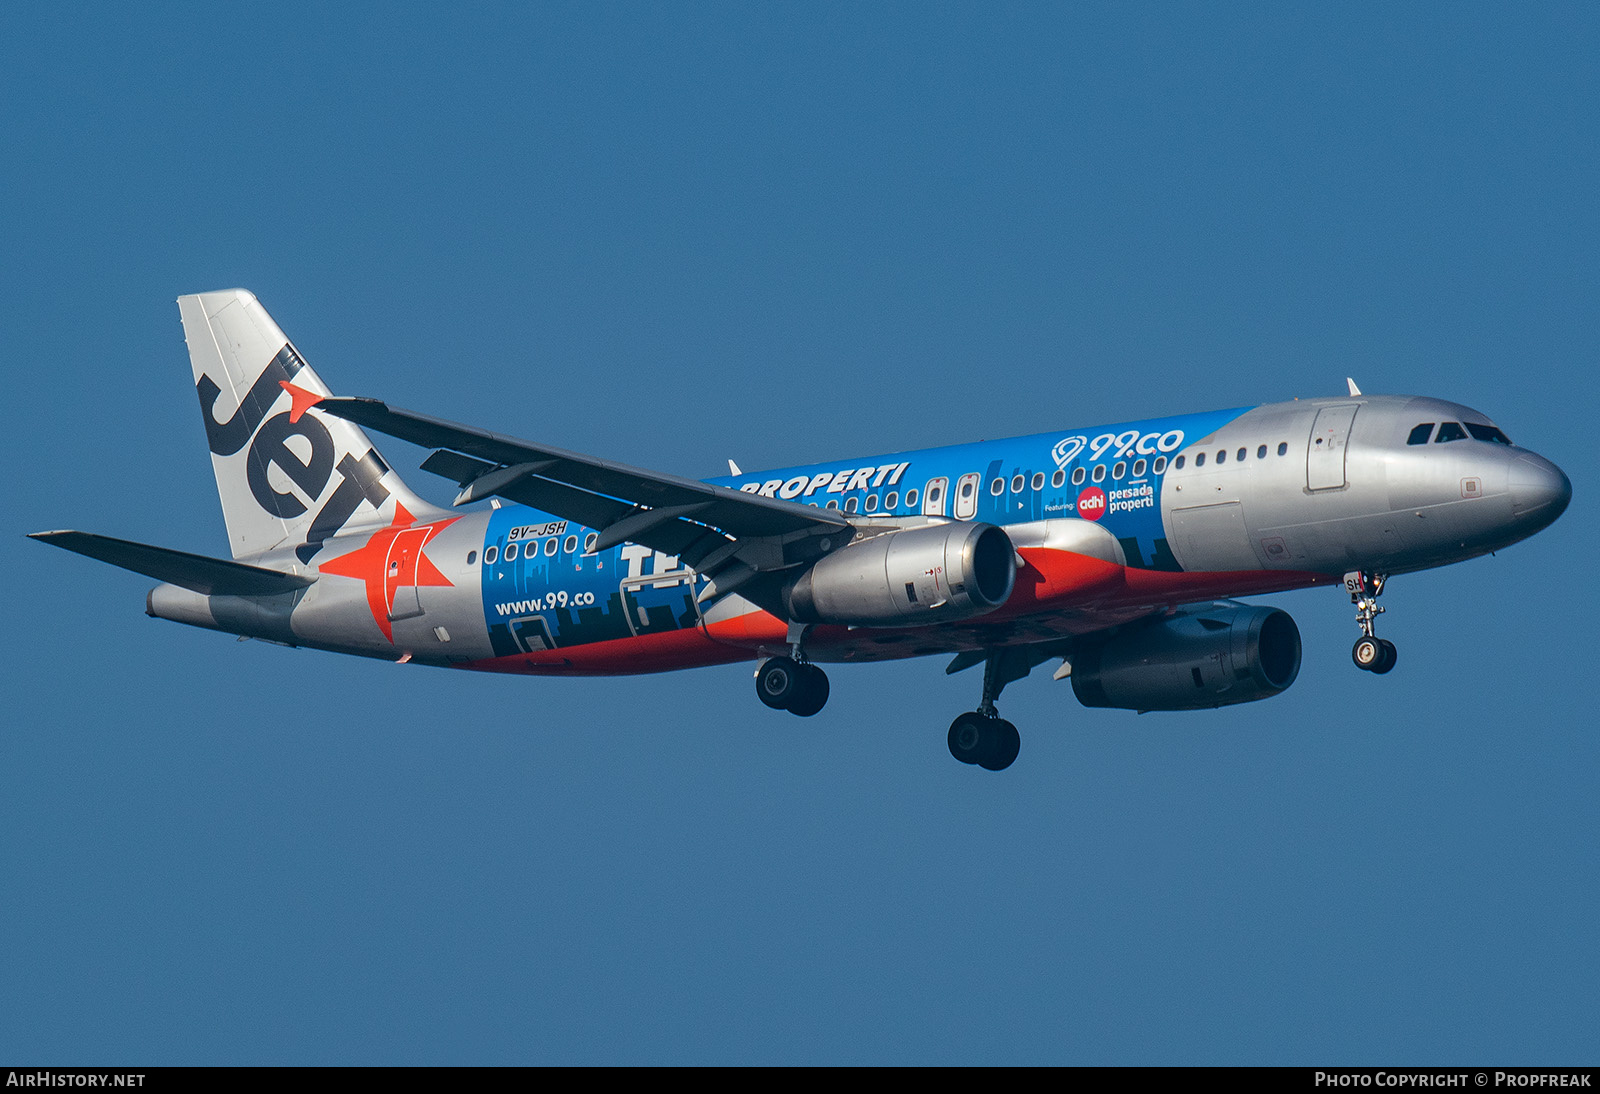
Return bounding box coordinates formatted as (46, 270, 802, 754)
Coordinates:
(1076, 486, 1107, 521)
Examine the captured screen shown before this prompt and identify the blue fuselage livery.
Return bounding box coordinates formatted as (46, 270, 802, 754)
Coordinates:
(472, 405, 1255, 663)
(722, 406, 1253, 569)
(34, 291, 1571, 771)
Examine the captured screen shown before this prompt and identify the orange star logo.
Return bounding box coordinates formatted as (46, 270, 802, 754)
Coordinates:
(279, 380, 324, 422)
(318, 502, 460, 642)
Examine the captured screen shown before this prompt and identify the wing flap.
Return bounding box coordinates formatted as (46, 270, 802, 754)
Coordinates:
(417, 448, 736, 564)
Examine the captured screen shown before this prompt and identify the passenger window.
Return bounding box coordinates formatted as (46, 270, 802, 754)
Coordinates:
(1407, 423, 1434, 446)
(1257, 445, 1267, 459)
(1435, 422, 1467, 443)
(505, 543, 518, 561)
(962, 480, 976, 499)
(1011, 474, 1025, 493)
(1051, 469, 1065, 488)
(1277, 443, 1288, 456)
(988, 478, 1003, 496)
(564, 536, 577, 554)
(1153, 456, 1167, 474)
(484, 545, 498, 565)
(825, 498, 839, 508)
(1176, 456, 1186, 469)
(1132, 458, 1146, 477)
(1466, 423, 1513, 445)
(904, 489, 918, 508)
(865, 495, 878, 512)
(1216, 450, 1226, 464)
(1071, 468, 1086, 485)
(545, 538, 558, 556)
(1092, 465, 1106, 482)
(1196, 453, 1206, 467)
(1031, 472, 1045, 490)
(1112, 461, 1126, 480)
(584, 533, 598, 553)
(885, 491, 899, 510)
(1237, 447, 1247, 462)
(844, 497, 859, 513)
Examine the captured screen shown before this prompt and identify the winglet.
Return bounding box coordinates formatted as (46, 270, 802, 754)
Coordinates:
(1346, 377, 1362, 397)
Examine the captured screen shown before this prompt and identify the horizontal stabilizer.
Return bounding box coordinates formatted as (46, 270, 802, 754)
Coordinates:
(29, 531, 315, 596)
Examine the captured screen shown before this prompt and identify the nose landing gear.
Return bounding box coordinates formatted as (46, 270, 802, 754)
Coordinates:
(1345, 570, 1397, 674)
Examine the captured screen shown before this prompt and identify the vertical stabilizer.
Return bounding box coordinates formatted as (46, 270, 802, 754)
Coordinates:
(179, 289, 442, 561)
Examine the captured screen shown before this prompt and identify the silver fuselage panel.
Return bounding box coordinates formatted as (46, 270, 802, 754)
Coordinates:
(1161, 395, 1569, 575)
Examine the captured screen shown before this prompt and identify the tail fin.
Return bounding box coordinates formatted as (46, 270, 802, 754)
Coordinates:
(178, 289, 442, 562)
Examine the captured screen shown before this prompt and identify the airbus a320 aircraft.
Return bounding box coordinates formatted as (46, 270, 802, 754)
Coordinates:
(33, 290, 1571, 770)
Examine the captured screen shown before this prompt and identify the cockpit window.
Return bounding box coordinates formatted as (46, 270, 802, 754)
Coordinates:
(1407, 423, 1434, 446)
(1466, 423, 1513, 445)
(1435, 422, 1467, 443)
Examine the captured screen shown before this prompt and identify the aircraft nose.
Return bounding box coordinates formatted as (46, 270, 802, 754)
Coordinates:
(1508, 453, 1572, 524)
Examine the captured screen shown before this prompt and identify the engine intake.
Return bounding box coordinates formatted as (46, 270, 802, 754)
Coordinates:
(1071, 605, 1301, 711)
(786, 522, 1015, 626)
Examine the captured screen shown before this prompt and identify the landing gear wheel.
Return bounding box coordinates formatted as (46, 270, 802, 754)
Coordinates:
(756, 656, 803, 709)
(1352, 636, 1383, 671)
(978, 719, 1021, 772)
(756, 657, 830, 715)
(1370, 638, 1397, 675)
(1352, 636, 1398, 674)
(947, 712, 1020, 771)
(948, 712, 988, 765)
(787, 664, 830, 717)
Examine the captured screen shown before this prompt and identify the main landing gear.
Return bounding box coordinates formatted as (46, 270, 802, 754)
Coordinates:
(755, 655, 830, 717)
(1345, 570, 1397, 675)
(947, 711, 1020, 771)
(754, 629, 1030, 771)
(946, 649, 1028, 771)
(754, 623, 830, 717)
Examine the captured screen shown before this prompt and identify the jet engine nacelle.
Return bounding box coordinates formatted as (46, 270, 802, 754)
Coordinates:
(785, 522, 1016, 626)
(1070, 604, 1301, 711)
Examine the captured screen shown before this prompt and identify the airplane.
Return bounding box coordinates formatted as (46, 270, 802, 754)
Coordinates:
(31, 290, 1571, 771)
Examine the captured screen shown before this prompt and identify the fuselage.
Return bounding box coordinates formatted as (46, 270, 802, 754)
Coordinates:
(148, 392, 1570, 675)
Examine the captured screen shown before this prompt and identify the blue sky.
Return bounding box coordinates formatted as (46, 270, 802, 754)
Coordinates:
(3, 4, 1595, 1064)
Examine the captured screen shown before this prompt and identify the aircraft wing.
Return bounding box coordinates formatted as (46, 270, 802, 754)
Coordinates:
(316, 397, 852, 591)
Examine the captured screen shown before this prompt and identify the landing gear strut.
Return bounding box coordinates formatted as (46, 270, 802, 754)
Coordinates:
(947, 650, 1025, 771)
(1345, 570, 1397, 675)
(755, 623, 830, 717)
